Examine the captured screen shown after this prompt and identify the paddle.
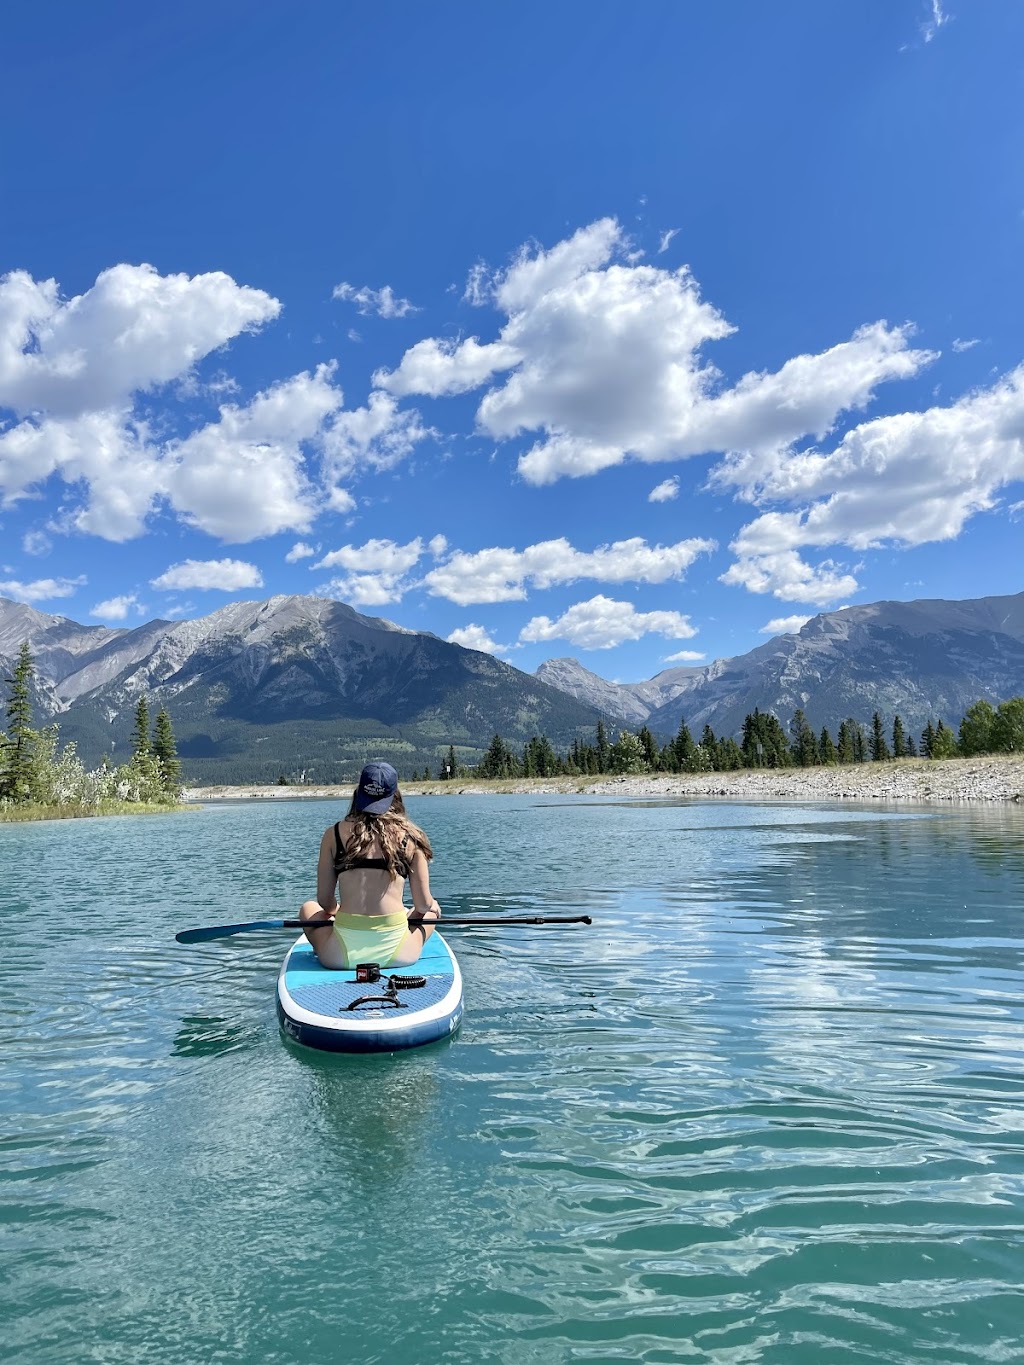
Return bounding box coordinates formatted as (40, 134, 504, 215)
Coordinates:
(175, 914, 592, 944)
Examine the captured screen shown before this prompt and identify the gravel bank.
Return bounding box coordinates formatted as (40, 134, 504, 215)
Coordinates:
(184, 755, 1024, 805)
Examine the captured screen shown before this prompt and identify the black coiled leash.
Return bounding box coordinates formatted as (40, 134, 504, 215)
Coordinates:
(345, 963, 428, 1012)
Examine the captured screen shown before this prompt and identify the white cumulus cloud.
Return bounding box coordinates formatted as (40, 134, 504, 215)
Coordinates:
(715, 365, 1024, 602)
(376, 219, 934, 489)
(164, 365, 343, 541)
(648, 477, 679, 503)
(446, 624, 510, 654)
(91, 593, 144, 621)
(760, 614, 813, 636)
(0, 264, 279, 418)
(424, 535, 715, 606)
(319, 390, 433, 483)
(519, 594, 698, 650)
(150, 559, 263, 591)
(0, 575, 85, 602)
(663, 649, 705, 662)
(285, 541, 318, 562)
(314, 536, 424, 606)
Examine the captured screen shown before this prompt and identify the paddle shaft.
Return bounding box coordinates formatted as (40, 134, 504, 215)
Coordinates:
(176, 914, 592, 944)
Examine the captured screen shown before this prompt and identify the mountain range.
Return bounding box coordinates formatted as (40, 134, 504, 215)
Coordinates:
(536, 591, 1024, 740)
(0, 594, 604, 784)
(1, 589, 1022, 783)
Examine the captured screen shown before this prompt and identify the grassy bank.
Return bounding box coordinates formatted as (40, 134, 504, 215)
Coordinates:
(0, 800, 188, 823)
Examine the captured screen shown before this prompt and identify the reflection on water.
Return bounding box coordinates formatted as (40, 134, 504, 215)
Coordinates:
(1, 795, 1023, 1363)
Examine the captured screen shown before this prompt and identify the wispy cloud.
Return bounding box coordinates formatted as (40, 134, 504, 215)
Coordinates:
(332, 282, 420, 319)
(952, 336, 980, 352)
(922, 0, 950, 43)
(657, 228, 679, 254)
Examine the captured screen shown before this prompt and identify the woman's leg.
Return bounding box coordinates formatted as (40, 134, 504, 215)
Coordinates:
(298, 900, 346, 969)
(391, 906, 439, 966)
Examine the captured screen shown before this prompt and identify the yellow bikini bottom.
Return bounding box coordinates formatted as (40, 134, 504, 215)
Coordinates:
(332, 910, 409, 968)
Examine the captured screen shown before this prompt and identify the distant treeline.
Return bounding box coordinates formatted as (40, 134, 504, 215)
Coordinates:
(431, 697, 1024, 780)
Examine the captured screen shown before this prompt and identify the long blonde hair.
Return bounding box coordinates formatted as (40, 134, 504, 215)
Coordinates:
(342, 789, 433, 876)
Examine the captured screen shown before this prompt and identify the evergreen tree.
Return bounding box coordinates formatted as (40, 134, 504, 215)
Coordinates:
(851, 720, 866, 763)
(717, 737, 743, 770)
(595, 719, 610, 773)
(870, 711, 891, 761)
(819, 727, 837, 764)
(699, 725, 719, 769)
(892, 714, 906, 759)
(741, 709, 766, 768)
(667, 718, 695, 772)
(742, 709, 790, 768)
(638, 725, 658, 771)
(152, 708, 182, 794)
(790, 708, 819, 766)
(991, 697, 1024, 753)
(904, 734, 917, 758)
(441, 744, 458, 779)
(609, 729, 648, 774)
(959, 699, 997, 756)
(479, 733, 520, 779)
(921, 720, 936, 758)
(131, 694, 151, 760)
(836, 719, 854, 764)
(2, 642, 36, 802)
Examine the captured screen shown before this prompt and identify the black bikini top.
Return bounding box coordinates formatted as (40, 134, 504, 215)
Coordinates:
(333, 822, 411, 878)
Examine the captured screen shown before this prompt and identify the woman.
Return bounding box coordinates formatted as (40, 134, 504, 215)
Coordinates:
(299, 760, 440, 969)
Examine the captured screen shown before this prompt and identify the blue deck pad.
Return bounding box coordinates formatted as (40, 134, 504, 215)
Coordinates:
(277, 931, 463, 1053)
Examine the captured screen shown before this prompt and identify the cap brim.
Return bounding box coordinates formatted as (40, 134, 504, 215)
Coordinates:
(355, 792, 395, 815)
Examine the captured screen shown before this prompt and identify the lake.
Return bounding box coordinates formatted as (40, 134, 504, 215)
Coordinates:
(2, 794, 1023, 1363)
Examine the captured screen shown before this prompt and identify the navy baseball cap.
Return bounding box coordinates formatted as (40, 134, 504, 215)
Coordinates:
(354, 760, 398, 814)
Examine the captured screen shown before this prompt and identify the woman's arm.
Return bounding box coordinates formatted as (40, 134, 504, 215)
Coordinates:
(316, 826, 339, 914)
(407, 848, 440, 919)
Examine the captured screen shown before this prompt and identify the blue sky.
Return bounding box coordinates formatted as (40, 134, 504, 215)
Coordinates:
(1, 0, 1021, 682)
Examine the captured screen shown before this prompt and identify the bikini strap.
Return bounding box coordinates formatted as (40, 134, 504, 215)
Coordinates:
(334, 822, 346, 870)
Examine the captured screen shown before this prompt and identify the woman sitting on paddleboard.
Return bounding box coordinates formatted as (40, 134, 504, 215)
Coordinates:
(299, 761, 440, 969)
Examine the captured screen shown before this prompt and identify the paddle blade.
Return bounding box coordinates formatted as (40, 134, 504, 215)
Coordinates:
(175, 919, 288, 944)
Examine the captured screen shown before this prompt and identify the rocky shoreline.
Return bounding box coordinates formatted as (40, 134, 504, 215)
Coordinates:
(184, 755, 1024, 806)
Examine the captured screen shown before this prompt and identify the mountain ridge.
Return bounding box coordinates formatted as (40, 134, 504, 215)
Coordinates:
(535, 591, 1024, 738)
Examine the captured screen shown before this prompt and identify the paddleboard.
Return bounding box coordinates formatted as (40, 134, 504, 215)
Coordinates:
(276, 931, 463, 1053)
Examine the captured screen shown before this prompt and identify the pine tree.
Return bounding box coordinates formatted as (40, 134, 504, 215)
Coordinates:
(152, 708, 181, 794)
(790, 708, 819, 766)
(595, 719, 610, 774)
(441, 744, 458, 779)
(638, 725, 658, 771)
(837, 719, 854, 765)
(668, 718, 695, 772)
(892, 714, 906, 759)
(132, 694, 151, 760)
(700, 725, 719, 769)
(904, 734, 917, 758)
(851, 721, 866, 763)
(2, 642, 36, 802)
(921, 721, 936, 758)
(819, 727, 837, 764)
(870, 711, 890, 761)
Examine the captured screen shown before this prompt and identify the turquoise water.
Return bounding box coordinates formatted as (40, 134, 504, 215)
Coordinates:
(2, 794, 1024, 1364)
